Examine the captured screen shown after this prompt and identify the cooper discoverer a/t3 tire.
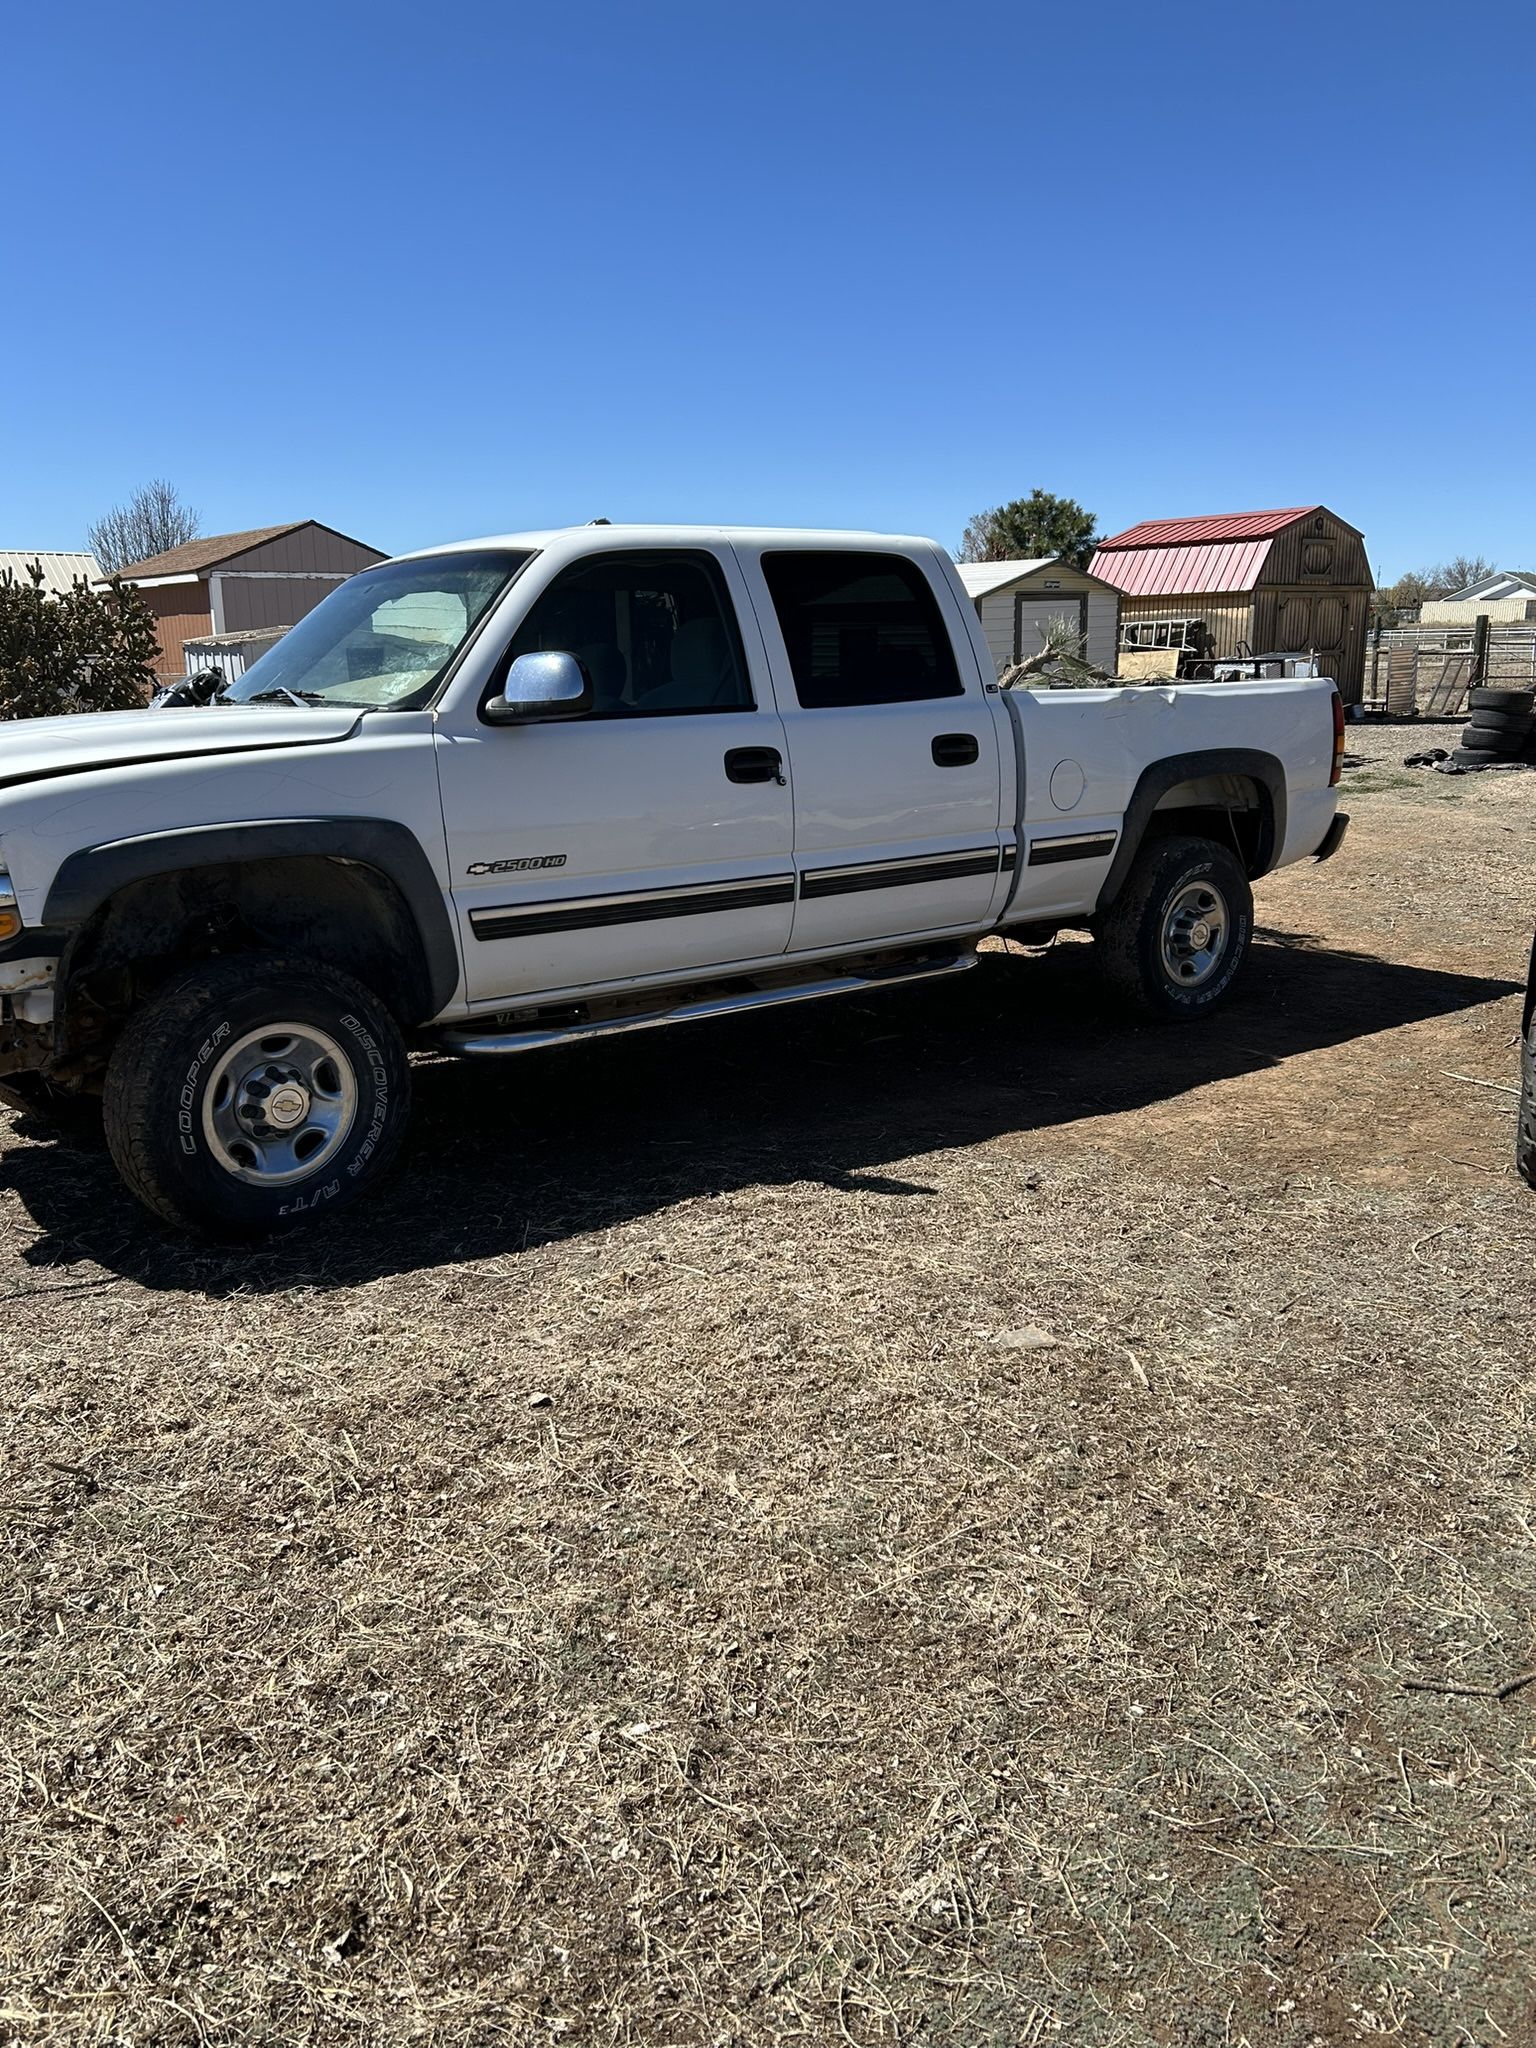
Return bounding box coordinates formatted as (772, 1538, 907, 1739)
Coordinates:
(1092, 835, 1254, 1021)
(103, 953, 411, 1238)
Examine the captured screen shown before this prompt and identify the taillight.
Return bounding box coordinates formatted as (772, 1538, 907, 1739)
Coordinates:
(1329, 690, 1345, 786)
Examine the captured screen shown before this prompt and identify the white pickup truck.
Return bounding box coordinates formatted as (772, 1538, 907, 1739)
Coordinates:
(0, 525, 1347, 1237)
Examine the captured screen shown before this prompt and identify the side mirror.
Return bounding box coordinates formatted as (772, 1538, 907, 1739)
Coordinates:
(483, 650, 593, 725)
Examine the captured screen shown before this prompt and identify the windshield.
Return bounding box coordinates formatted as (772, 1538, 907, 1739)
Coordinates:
(221, 550, 531, 710)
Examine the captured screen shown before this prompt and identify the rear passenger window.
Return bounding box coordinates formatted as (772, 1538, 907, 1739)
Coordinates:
(760, 551, 964, 709)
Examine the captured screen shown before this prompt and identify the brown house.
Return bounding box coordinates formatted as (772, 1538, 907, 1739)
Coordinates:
(102, 520, 388, 679)
(1090, 506, 1372, 701)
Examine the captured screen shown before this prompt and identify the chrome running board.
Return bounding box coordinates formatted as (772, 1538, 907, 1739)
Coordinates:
(434, 949, 977, 1057)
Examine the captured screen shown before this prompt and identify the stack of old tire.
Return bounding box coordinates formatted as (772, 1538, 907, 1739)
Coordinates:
(1451, 686, 1536, 770)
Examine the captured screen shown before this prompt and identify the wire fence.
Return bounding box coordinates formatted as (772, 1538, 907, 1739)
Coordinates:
(1362, 622, 1536, 716)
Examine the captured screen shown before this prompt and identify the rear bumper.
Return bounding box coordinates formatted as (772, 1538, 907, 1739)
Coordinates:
(1313, 810, 1349, 863)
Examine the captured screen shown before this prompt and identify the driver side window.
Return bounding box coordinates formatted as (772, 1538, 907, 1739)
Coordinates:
(504, 549, 754, 717)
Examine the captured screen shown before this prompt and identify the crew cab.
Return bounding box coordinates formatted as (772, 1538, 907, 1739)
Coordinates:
(0, 525, 1348, 1238)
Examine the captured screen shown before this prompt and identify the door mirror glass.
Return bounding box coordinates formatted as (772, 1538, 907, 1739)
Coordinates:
(483, 650, 593, 725)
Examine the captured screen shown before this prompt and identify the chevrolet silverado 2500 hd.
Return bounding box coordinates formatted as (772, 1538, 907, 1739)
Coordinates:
(0, 526, 1348, 1237)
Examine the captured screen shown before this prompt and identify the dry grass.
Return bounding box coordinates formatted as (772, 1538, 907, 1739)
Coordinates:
(4, 729, 1536, 2046)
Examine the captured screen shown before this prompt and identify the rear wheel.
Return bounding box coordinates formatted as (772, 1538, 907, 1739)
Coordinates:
(1093, 835, 1254, 1020)
(103, 954, 411, 1239)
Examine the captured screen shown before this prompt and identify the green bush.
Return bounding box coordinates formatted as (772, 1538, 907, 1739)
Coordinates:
(0, 559, 160, 720)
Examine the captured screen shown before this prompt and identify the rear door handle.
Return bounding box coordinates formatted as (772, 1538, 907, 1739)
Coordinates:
(724, 746, 785, 785)
(932, 732, 980, 766)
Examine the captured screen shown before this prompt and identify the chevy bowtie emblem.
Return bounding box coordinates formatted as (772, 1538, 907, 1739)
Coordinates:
(467, 854, 569, 876)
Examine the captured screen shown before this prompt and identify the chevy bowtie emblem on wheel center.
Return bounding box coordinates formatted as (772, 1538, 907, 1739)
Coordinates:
(466, 854, 568, 876)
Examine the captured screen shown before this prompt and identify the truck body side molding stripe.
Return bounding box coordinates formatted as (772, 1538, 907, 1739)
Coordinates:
(470, 876, 796, 942)
(1027, 832, 1118, 867)
(471, 844, 1011, 939)
(799, 846, 1002, 900)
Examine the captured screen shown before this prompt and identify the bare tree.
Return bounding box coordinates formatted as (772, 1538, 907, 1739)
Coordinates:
(88, 480, 201, 574)
(1434, 554, 1495, 596)
(1371, 553, 1499, 623)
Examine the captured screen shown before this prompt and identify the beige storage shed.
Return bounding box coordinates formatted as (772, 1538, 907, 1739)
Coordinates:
(955, 557, 1121, 675)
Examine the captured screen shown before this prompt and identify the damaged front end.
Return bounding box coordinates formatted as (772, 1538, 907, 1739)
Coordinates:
(0, 869, 60, 1085)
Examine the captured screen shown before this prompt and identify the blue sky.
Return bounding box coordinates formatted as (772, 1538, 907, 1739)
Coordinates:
(2, 0, 1530, 580)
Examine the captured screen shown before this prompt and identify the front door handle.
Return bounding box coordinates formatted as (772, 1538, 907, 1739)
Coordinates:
(725, 746, 785, 785)
(932, 732, 980, 766)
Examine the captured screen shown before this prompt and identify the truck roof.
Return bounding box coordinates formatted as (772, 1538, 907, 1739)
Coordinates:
(390, 524, 942, 562)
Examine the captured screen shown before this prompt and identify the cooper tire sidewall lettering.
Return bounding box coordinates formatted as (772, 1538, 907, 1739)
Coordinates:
(339, 1011, 390, 1177)
(177, 1020, 232, 1154)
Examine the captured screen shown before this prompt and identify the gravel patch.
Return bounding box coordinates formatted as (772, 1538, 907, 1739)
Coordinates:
(4, 767, 1535, 2046)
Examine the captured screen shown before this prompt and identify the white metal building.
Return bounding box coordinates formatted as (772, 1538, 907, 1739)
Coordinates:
(955, 557, 1121, 674)
(1419, 571, 1536, 627)
(0, 550, 104, 595)
(178, 627, 288, 687)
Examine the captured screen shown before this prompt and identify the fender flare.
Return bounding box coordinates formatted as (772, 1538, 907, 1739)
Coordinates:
(43, 817, 462, 1019)
(1096, 748, 1287, 914)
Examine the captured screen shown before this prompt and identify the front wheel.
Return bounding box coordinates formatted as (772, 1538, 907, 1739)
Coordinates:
(1092, 834, 1254, 1020)
(103, 954, 411, 1239)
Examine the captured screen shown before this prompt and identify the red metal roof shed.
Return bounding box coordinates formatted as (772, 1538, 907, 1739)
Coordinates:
(1097, 507, 1321, 550)
(1094, 539, 1275, 599)
(1091, 506, 1367, 600)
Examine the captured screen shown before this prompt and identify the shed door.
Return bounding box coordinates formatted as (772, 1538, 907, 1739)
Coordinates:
(1270, 591, 1351, 685)
(1016, 594, 1087, 664)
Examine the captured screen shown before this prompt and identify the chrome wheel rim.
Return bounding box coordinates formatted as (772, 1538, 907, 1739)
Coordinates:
(201, 1023, 357, 1185)
(1160, 879, 1230, 989)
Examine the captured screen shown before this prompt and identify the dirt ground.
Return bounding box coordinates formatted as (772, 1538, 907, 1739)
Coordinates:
(4, 723, 1535, 2047)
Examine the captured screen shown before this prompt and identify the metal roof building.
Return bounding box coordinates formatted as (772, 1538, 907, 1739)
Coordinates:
(1419, 571, 1536, 627)
(1091, 505, 1372, 699)
(0, 550, 104, 596)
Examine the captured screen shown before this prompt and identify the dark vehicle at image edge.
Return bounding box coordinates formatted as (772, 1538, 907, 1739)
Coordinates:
(1521, 936, 1536, 1189)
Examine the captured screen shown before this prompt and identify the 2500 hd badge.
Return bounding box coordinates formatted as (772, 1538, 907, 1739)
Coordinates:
(466, 854, 568, 875)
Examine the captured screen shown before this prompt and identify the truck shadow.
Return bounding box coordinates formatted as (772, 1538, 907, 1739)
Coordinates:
(0, 934, 1522, 1296)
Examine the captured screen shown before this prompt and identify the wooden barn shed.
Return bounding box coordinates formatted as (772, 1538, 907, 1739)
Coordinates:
(102, 520, 387, 680)
(1090, 506, 1372, 701)
(955, 557, 1121, 675)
